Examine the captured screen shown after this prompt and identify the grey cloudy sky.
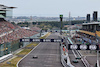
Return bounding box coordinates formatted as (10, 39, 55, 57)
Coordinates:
(1, 0, 100, 17)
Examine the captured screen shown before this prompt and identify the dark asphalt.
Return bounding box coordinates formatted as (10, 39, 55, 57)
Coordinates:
(18, 33, 63, 67)
(68, 50, 85, 67)
(65, 37, 85, 67)
(86, 56, 100, 66)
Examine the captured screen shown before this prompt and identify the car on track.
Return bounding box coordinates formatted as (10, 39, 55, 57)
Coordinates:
(72, 60, 78, 63)
(33, 55, 38, 59)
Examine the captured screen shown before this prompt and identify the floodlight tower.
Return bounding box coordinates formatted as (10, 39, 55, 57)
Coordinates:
(60, 15, 63, 35)
(69, 12, 71, 37)
(30, 16, 33, 28)
(69, 12, 71, 25)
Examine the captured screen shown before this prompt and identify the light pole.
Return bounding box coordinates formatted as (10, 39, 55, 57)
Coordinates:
(69, 12, 71, 37)
(95, 25, 99, 67)
(60, 15, 63, 35)
(40, 29, 42, 37)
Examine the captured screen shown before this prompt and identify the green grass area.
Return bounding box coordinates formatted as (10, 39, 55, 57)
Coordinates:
(40, 32, 51, 39)
(0, 32, 51, 67)
(0, 43, 38, 67)
(17, 42, 38, 55)
(26, 42, 38, 47)
(0, 57, 22, 67)
(17, 49, 32, 55)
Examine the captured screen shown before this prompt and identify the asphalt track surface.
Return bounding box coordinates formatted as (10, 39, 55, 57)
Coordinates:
(18, 33, 63, 67)
(68, 50, 85, 67)
(65, 37, 85, 67)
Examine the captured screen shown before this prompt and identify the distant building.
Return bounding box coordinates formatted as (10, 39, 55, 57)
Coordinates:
(21, 27, 30, 30)
(86, 14, 90, 22)
(0, 4, 16, 18)
(73, 17, 76, 20)
(93, 11, 98, 21)
(64, 25, 82, 30)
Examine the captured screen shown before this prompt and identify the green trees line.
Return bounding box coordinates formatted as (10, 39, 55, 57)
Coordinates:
(16, 20, 84, 30)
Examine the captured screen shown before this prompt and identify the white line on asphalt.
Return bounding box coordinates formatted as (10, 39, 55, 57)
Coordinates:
(78, 50, 83, 57)
(44, 65, 52, 67)
(67, 37, 77, 58)
(30, 54, 60, 56)
(72, 50, 77, 58)
(17, 42, 42, 67)
(17, 33, 50, 67)
(76, 50, 81, 58)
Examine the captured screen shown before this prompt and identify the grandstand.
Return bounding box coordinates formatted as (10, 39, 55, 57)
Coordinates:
(77, 11, 100, 45)
(0, 4, 41, 57)
(79, 22, 100, 38)
(0, 17, 41, 57)
(0, 18, 39, 43)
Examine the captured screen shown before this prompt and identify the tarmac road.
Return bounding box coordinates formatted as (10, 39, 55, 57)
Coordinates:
(65, 37, 85, 67)
(18, 33, 63, 67)
(68, 50, 85, 67)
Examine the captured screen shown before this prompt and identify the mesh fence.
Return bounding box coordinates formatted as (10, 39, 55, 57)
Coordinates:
(0, 32, 47, 57)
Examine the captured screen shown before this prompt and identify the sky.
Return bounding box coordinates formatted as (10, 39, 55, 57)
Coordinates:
(1, 0, 100, 17)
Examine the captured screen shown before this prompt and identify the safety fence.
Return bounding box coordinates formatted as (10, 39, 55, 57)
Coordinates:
(81, 56, 93, 67)
(0, 32, 47, 57)
(60, 44, 74, 67)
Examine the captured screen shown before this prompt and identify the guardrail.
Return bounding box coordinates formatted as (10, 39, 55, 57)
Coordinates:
(68, 37, 93, 67)
(0, 54, 13, 63)
(60, 44, 74, 67)
(81, 56, 93, 67)
(61, 54, 69, 67)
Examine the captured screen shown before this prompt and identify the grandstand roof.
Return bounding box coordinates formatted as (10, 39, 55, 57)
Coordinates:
(0, 9, 11, 11)
(0, 4, 16, 11)
(8, 7, 16, 9)
(83, 22, 100, 25)
(0, 4, 16, 18)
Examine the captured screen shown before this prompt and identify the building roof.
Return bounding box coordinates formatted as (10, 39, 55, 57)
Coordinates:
(83, 22, 100, 25)
(0, 9, 12, 11)
(0, 4, 16, 18)
(0, 4, 16, 11)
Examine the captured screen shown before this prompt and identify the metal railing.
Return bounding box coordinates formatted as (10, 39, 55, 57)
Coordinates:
(68, 37, 93, 67)
(81, 56, 93, 67)
(60, 44, 74, 67)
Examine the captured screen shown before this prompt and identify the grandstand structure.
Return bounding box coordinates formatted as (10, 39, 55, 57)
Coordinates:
(80, 22, 100, 36)
(0, 5, 41, 57)
(0, 4, 16, 18)
(79, 22, 100, 39)
(78, 11, 100, 44)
